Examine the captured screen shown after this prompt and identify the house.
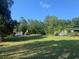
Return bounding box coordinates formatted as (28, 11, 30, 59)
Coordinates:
(14, 30, 29, 36)
(15, 32, 23, 36)
(71, 28, 79, 33)
(54, 30, 68, 36)
(70, 27, 79, 36)
(59, 30, 68, 36)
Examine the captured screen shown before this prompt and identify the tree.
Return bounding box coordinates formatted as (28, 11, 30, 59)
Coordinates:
(44, 16, 58, 34)
(72, 17, 79, 27)
(28, 20, 45, 34)
(0, 0, 14, 37)
(18, 17, 28, 35)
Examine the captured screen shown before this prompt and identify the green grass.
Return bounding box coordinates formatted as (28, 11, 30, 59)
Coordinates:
(0, 35, 79, 59)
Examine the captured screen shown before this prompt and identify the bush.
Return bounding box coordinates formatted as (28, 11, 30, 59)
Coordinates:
(4, 35, 43, 42)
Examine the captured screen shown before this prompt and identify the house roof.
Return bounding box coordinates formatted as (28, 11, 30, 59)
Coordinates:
(71, 28, 79, 30)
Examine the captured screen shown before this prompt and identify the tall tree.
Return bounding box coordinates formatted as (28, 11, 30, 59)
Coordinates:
(28, 20, 45, 34)
(44, 16, 58, 34)
(18, 17, 28, 35)
(72, 17, 79, 27)
(0, 0, 14, 37)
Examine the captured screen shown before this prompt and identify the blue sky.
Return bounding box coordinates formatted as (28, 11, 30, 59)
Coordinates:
(11, 0, 79, 21)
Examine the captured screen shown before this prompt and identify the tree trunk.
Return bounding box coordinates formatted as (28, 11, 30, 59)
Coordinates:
(0, 37, 2, 42)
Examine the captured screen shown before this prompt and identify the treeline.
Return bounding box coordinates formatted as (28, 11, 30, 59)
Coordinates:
(13, 16, 79, 35)
(0, 0, 79, 37)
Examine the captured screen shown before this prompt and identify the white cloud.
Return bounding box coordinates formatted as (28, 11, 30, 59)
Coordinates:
(40, 1, 51, 9)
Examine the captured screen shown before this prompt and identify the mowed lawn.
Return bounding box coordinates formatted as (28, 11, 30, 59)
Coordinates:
(0, 36, 79, 59)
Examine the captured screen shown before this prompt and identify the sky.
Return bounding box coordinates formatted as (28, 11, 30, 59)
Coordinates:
(11, 0, 79, 21)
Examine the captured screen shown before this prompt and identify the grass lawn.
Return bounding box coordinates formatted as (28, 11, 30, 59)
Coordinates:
(0, 35, 79, 59)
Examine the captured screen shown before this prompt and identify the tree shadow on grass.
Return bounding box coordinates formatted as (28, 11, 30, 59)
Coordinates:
(0, 40, 79, 59)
